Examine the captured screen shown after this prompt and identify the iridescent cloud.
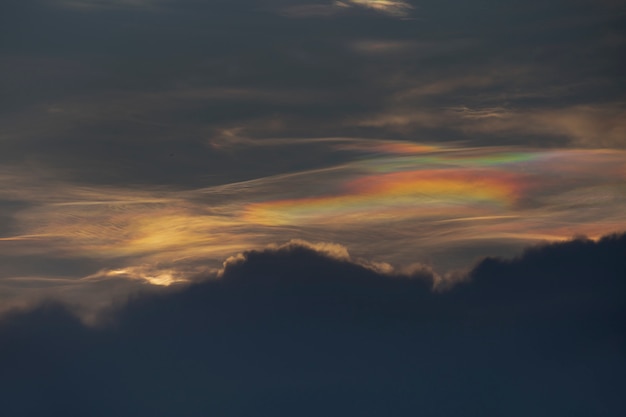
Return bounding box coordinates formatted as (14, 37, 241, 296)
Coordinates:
(1, 140, 625, 312)
(244, 169, 527, 226)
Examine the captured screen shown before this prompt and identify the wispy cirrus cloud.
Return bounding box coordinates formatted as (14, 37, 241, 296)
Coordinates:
(280, 0, 414, 18)
(1, 139, 625, 313)
(343, 0, 414, 17)
(354, 104, 626, 148)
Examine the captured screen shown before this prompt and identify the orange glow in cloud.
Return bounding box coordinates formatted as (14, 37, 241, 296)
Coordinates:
(347, 169, 524, 201)
(244, 169, 528, 225)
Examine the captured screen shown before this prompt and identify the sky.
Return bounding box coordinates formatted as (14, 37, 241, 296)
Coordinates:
(0, 1, 625, 414)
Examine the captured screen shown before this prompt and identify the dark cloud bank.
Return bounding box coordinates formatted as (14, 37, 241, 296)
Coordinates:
(1, 234, 625, 416)
(2, 0, 625, 187)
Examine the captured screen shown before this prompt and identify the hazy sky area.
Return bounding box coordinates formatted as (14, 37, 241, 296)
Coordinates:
(1, 1, 626, 415)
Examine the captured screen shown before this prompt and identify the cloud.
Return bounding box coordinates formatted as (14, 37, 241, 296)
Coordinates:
(1, 0, 624, 380)
(345, 0, 414, 17)
(220, 239, 409, 278)
(55, 0, 162, 10)
(0, 233, 624, 416)
(2, 0, 623, 189)
(355, 103, 626, 147)
(279, 1, 415, 19)
(1, 142, 624, 312)
(452, 105, 626, 148)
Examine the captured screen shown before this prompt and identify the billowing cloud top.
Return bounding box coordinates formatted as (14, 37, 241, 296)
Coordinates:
(1, 234, 625, 416)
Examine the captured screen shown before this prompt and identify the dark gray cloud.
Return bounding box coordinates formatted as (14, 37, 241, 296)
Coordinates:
(1, 233, 625, 416)
(2, 0, 624, 186)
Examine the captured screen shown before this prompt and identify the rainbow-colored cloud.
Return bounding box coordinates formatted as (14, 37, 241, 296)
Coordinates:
(0, 140, 625, 312)
(245, 168, 527, 225)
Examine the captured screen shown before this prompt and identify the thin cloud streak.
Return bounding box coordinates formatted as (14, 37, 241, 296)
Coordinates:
(345, 0, 414, 17)
(355, 104, 626, 147)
